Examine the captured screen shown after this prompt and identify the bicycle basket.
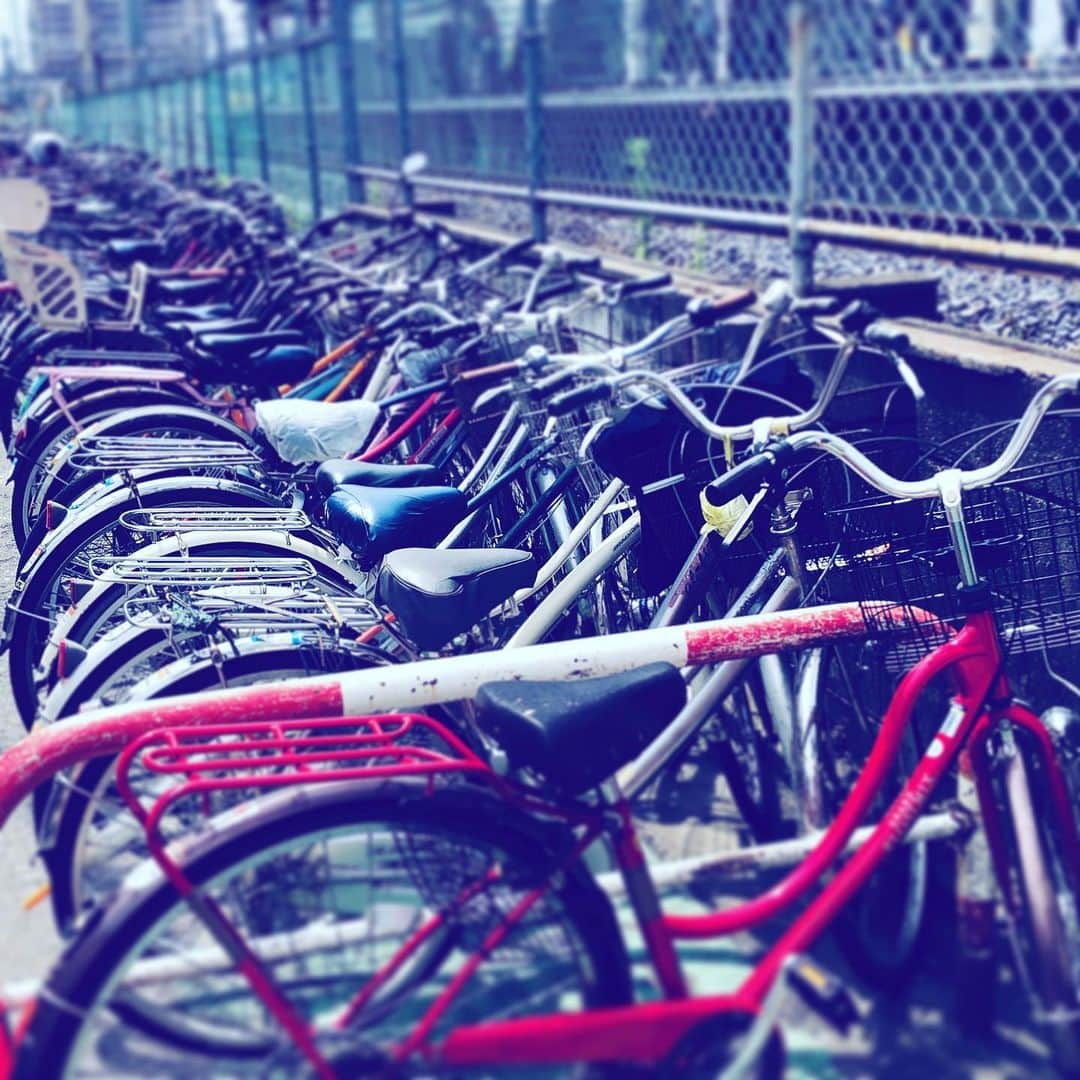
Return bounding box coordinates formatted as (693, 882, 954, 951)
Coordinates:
(821, 454, 1080, 664)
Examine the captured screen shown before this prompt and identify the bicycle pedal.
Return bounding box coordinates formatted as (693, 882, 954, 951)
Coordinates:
(787, 957, 859, 1035)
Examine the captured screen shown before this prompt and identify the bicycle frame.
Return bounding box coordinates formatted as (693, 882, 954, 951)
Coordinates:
(432, 612, 1080, 1072)
(2, 601, 1074, 1076)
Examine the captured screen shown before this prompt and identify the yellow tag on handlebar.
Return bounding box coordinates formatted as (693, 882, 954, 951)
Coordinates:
(700, 488, 751, 539)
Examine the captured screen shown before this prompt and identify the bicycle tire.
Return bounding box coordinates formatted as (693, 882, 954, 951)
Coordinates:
(42, 636, 398, 929)
(10, 386, 197, 546)
(8, 483, 283, 727)
(805, 641, 931, 986)
(24, 403, 260, 532)
(16, 779, 632, 1078)
(1000, 730, 1080, 1073)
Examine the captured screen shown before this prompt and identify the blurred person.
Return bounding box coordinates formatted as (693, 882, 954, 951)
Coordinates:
(624, 0, 663, 86)
(624, 0, 727, 87)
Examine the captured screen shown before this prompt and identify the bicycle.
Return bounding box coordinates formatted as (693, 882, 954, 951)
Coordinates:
(3, 370, 1079, 1076)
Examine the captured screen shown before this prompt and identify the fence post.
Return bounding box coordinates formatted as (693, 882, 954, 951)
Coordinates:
(330, 0, 365, 204)
(202, 67, 216, 172)
(297, 37, 323, 221)
(126, 0, 146, 149)
(183, 71, 196, 173)
(169, 81, 181, 169)
(73, 91, 85, 143)
(522, 0, 546, 241)
(214, 13, 237, 175)
(389, 0, 413, 206)
(788, 1, 815, 297)
(245, 0, 271, 183)
(148, 81, 159, 157)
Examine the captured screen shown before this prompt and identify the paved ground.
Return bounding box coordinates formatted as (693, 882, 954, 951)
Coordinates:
(0, 443, 1060, 1075)
(0, 448, 60, 989)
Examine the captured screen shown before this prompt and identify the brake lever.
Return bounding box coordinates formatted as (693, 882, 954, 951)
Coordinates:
(579, 416, 614, 461)
(472, 381, 515, 411)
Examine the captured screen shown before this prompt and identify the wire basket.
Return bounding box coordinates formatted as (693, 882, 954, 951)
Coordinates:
(818, 455, 1080, 664)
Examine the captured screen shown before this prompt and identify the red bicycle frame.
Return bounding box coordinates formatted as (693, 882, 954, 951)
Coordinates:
(1, 603, 1077, 1074)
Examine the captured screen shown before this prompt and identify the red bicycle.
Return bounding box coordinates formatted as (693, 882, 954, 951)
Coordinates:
(2, 376, 1080, 1076)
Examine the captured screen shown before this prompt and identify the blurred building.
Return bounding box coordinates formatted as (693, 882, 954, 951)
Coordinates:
(29, 0, 214, 92)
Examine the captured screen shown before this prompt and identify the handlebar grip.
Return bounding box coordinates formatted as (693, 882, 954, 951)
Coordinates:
(837, 299, 878, 333)
(619, 272, 673, 298)
(790, 294, 843, 316)
(458, 359, 522, 383)
(703, 441, 792, 507)
(421, 319, 481, 347)
(864, 323, 910, 352)
(548, 381, 613, 416)
(529, 367, 578, 396)
(497, 237, 536, 265)
(688, 288, 757, 327)
(563, 254, 602, 274)
(509, 276, 579, 312)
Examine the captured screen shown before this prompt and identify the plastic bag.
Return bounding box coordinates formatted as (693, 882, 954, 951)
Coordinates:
(255, 398, 380, 464)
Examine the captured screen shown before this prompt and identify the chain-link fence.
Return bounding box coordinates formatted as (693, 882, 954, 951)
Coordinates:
(64, 0, 1080, 277)
(812, 2, 1080, 248)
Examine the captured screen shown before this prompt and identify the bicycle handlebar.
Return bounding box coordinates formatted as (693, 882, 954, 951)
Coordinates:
(706, 372, 1080, 503)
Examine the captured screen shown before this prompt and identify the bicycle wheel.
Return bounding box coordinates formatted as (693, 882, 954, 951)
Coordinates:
(803, 641, 932, 985)
(43, 636, 396, 930)
(702, 668, 785, 844)
(10, 386, 197, 546)
(17, 779, 632, 1078)
(7, 483, 283, 727)
(996, 726, 1080, 1072)
(23, 403, 260, 535)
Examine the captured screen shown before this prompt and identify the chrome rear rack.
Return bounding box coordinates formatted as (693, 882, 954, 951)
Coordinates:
(119, 507, 311, 533)
(89, 556, 317, 587)
(68, 437, 262, 470)
(121, 590, 380, 631)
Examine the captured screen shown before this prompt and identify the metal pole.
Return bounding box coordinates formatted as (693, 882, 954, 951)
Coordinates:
(202, 68, 216, 172)
(126, 0, 146, 148)
(213, 13, 237, 175)
(330, 0, 365, 203)
(389, 0, 413, 206)
(522, 0, 546, 241)
(297, 40, 323, 220)
(245, 0, 271, 183)
(183, 71, 196, 173)
(788, 0, 814, 297)
(73, 91, 86, 143)
(169, 80, 181, 169)
(149, 80, 159, 157)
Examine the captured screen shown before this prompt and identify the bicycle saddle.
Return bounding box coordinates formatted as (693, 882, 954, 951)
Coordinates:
(377, 547, 534, 650)
(196, 329, 305, 360)
(315, 460, 443, 500)
(164, 316, 260, 339)
(106, 237, 165, 265)
(326, 484, 466, 568)
(195, 342, 316, 387)
(154, 278, 224, 303)
(475, 664, 687, 795)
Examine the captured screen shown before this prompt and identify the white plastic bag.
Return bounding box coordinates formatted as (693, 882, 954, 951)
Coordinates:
(255, 399, 380, 464)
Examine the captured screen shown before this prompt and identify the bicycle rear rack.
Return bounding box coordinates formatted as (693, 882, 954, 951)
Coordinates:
(68, 436, 262, 470)
(120, 589, 380, 631)
(116, 715, 487, 832)
(119, 507, 311, 534)
(89, 556, 318, 587)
